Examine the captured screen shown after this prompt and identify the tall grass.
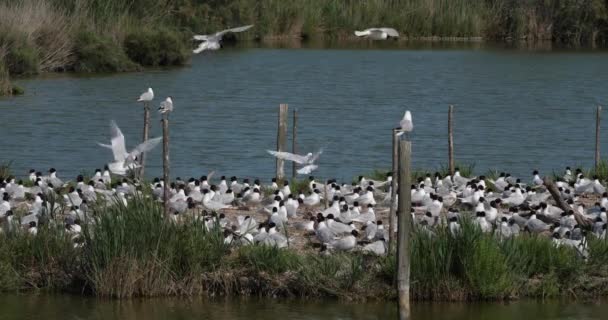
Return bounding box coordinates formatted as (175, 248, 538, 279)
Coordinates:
(0, 192, 607, 300)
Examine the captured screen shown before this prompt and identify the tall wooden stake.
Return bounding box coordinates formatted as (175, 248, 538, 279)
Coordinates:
(397, 140, 412, 320)
(388, 128, 398, 253)
(292, 109, 297, 180)
(140, 102, 151, 179)
(448, 104, 455, 176)
(276, 104, 288, 181)
(596, 105, 602, 170)
(162, 115, 170, 218)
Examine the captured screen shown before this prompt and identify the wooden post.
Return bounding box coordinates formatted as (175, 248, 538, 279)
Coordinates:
(292, 109, 297, 180)
(276, 104, 288, 181)
(162, 115, 170, 218)
(448, 105, 455, 176)
(397, 140, 412, 320)
(140, 102, 151, 179)
(596, 105, 602, 170)
(388, 128, 398, 253)
(543, 177, 590, 227)
(324, 182, 329, 209)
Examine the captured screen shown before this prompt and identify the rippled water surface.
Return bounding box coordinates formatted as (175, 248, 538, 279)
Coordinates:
(1, 43, 608, 181)
(0, 295, 606, 320)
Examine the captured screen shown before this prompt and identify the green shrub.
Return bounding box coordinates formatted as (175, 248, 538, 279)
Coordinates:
(123, 28, 189, 67)
(0, 33, 39, 76)
(72, 31, 140, 73)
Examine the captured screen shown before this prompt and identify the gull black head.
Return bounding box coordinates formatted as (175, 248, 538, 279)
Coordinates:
(425, 211, 432, 217)
(283, 181, 289, 187)
(309, 176, 315, 181)
(230, 176, 237, 182)
(272, 177, 277, 183)
(49, 168, 56, 173)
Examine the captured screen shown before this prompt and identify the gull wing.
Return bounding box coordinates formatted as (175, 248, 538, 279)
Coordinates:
(193, 35, 210, 41)
(379, 28, 400, 37)
(354, 29, 371, 37)
(267, 150, 308, 164)
(216, 25, 254, 38)
(310, 148, 323, 163)
(297, 165, 318, 175)
(110, 120, 128, 162)
(128, 136, 162, 160)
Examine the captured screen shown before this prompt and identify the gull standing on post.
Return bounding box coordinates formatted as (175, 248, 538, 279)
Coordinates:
(267, 149, 323, 175)
(137, 88, 154, 102)
(193, 25, 254, 53)
(158, 97, 173, 114)
(396, 110, 413, 138)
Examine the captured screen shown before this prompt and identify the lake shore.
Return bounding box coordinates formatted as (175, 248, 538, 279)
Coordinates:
(2, 0, 608, 97)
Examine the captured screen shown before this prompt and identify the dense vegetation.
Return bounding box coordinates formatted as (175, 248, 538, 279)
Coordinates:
(2, 0, 608, 95)
(0, 192, 607, 300)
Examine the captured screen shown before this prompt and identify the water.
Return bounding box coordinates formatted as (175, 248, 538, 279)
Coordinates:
(0, 294, 606, 320)
(1, 42, 608, 181)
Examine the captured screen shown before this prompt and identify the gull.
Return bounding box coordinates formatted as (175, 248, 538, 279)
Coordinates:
(395, 111, 413, 137)
(267, 149, 323, 175)
(158, 97, 173, 114)
(354, 28, 399, 40)
(193, 25, 254, 53)
(137, 88, 154, 102)
(98, 120, 162, 175)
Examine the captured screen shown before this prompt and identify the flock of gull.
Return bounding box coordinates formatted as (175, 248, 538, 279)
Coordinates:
(0, 102, 606, 256)
(191, 25, 399, 53)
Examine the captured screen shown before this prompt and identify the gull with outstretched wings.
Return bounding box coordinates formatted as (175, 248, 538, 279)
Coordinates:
(98, 120, 162, 175)
(267, 149, 323, 175)
(193, 25, 254, 53)
(354, 28, 399, 40)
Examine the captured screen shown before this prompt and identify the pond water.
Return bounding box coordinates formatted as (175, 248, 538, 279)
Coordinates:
(0, 294, 606, 320)
(1, 42, 608, 181)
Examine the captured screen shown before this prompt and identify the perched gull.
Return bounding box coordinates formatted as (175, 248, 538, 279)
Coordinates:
(193, 25, 254, 53)
(137, 88, 154, 102)
(267, 149, 323, 175)
(158, 97, 173, 114)
(98, 120, 162, 175)
(396, 110, 413, 137)
(354, 28, 399, 40)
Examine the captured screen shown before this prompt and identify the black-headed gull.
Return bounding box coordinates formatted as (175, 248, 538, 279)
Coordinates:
(267, 149, 323, 175)
(98, 120, 162, 175)
(193, 25, 254, 53)
(354, 28, 399, 40)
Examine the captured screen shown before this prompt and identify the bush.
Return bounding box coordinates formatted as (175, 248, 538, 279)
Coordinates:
(124, 28, 189, 67)
(0, 33, 39, 76)
(72, 31, 140, 73)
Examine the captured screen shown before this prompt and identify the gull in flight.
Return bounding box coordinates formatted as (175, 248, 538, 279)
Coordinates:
(193, 25, 254, 53)
(158, 97, 173, 114)
(267, 149, 323, 175)
(396, 110, 413, 137)
(137, 88, 154, 102)
(354, 28, 399, 40)
(98, 120, 162, 175)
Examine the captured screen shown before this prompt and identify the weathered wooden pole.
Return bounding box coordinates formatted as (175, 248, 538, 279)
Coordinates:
(292, 109, 297, 180)
(397, 139, 412, 320)
(324, 182, 329, 209)
(543, 177, 590, 227)
(162, 114, 170, 218)
(448, 104, 455, 176)
(388, 128, 398, 253)
(276, 104, 288, 181)
(596, 105, 602, 170)
(140, 101, 151, 179)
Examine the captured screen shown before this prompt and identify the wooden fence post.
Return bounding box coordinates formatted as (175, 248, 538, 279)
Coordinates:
(276, 104, 288, 181)
(388, 128, 398, 253)
(140, 102, 151, 179)
(162, 115, 170, 218)
(292, 109, 297, 180)
(397, 139, 412, 320)
(596, 105, 602, 170)
(448, 105, 455, 176)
